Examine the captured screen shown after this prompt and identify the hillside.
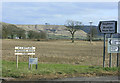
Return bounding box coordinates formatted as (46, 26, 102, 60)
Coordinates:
(2, 22, 119, 39)
(16, 24, 88, 39)
(16, 24, 120, 39)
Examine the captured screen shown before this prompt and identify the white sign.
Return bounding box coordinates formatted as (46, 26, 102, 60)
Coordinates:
(98, 21, 117, 33)
(15, 53, 35, 55)
(15, 47, 36, 49)
(15, 49, 35, 52)
(29, 58, 38, 64)
(110, 46, 119, 52)
(15, 46, 35, 55)
(108, 38, 120, 53)
(109, 39, 120, 45)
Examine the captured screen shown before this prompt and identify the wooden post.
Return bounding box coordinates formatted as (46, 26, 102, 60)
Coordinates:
(31, 49, 34, 70)
(16, 55, 18, 68)
(29, 56, 30, 70)
(109, 34, 112, 67)
(103, 33, 106, 67)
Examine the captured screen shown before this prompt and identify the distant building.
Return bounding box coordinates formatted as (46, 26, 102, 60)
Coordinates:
(15, 37, 19, 39)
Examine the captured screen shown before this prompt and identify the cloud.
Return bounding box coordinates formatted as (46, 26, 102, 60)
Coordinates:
(2, 2, 117, 25)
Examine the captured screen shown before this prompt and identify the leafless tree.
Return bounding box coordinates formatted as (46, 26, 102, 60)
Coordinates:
(65, 20, 83, 43)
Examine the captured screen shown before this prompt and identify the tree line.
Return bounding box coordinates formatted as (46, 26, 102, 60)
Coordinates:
(1, 21, 98, 42)
(2, 23, 47, 39)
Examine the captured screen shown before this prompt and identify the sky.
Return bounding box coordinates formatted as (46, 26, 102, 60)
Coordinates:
(2, 2, 118, 26)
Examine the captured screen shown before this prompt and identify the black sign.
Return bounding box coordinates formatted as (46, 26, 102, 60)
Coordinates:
(98, 21, 117, 33)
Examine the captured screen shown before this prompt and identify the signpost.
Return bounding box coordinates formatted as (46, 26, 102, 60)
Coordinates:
(108, 38, 120, 53)
(15, 46, 36, 68)
(109, 34, 112, 68)
(99, 21, 117, 33)
(29, 58, 38, 70)
(98, 21, 117, 67)
(103, 33, 106, 67)
(108, 38, 120, 67)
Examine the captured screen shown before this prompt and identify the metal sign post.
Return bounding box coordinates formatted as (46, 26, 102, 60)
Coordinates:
(109, 34, 112, 67)
(103, 33, 106, 67)
(98, 21, 117, 67)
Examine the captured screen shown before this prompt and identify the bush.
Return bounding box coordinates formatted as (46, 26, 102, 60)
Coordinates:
(28, 30, 47, 40)
(2, 23, 26, 39)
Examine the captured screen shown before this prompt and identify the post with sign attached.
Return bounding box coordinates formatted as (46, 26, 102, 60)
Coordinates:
(29, 56, 30, 70)
(15, 46, 36, 68)
(108, 38, 120, 67)
(98, 21, 117, 67)
(109, 34, 112, 67)
(103, 33, 106, 67)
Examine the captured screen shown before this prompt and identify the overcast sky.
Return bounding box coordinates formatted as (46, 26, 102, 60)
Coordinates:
(2, 2, 118, 26)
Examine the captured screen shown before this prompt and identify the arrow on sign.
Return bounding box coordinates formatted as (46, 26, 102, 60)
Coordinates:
(109, 39, 111, 45)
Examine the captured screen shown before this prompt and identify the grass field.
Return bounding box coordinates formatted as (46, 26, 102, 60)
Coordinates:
(2, 39, 119, 80)
(2, 60, 119, 80)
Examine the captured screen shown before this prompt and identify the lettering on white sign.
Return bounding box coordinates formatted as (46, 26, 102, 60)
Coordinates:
(15, 46, 35, 55)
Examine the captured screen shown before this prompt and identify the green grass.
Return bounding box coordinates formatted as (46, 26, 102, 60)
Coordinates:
(2, 60, 119, 78)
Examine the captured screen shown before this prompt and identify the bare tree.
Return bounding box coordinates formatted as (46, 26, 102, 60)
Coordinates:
(65, 20, 83, 43)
